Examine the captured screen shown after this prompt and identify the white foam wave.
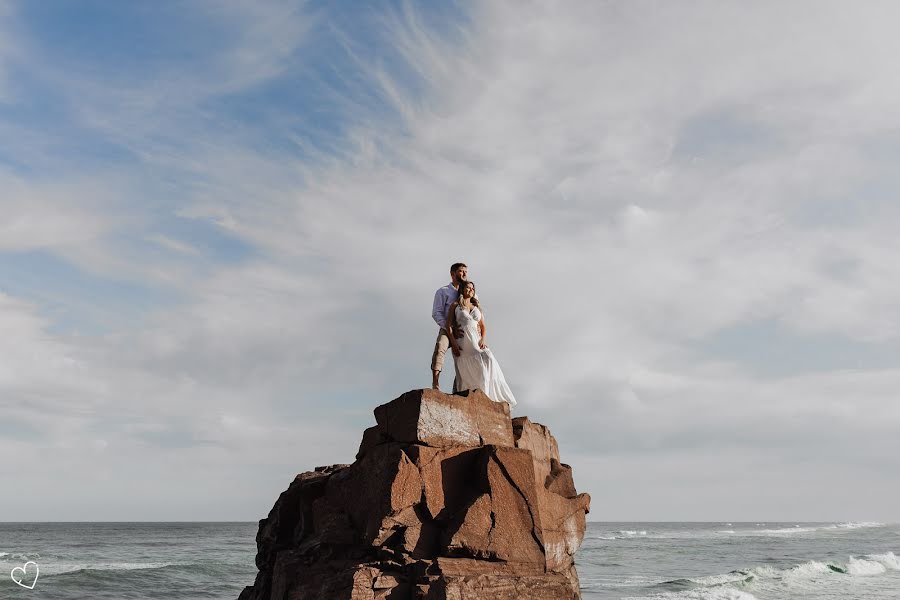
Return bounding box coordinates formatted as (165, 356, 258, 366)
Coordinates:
(592, 522, 888, 543)
(645, 551, 900, 600)
(867, 552, 900, 570)
(45, 562, 174, 576)
(833, 522, 884, 530)
(749, 566, 780, 578)
(627, 547, 900, 600)
(595, 530, 649, 540)
(753, 522, 885, 536)
(627, 589, 759, 600)
(757, 525, 819, 535)
(782, 560, 832, 578)
(754, 554, 900, 580)
(686, 572, 752, 586)
(0, 552, 42, 561)
(846, 557, 886, 576)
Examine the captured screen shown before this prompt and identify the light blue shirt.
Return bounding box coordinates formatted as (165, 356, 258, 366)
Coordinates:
(432, 283, 459, 330)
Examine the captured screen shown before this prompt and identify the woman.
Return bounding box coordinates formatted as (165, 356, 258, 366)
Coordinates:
(447, 281, 517, 406)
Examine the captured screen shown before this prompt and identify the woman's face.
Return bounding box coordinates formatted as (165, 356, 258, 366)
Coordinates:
(461, 283, 475, 298)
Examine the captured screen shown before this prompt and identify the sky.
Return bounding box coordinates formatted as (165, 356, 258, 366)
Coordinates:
(2, 0, 900, 522)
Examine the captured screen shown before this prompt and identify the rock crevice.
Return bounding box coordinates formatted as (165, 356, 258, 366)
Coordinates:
(238, 388, 591, 600)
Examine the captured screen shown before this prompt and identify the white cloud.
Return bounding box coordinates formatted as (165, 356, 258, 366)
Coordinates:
(145, 234, 201, 256)
(0, 171, 120, 252)
(3, 1, 900, 519)
(0, 0, 16, 101)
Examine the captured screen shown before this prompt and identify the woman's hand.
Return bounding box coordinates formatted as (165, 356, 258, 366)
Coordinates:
(478, 338, 487, 349)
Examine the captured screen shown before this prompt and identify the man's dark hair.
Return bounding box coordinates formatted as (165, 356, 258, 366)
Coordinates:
(450, 262, 467, 273)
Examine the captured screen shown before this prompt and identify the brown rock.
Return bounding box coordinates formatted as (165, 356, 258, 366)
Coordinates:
(486, 446, 545, 556)
(405, 445, 482, 520)
(374, 389, 514, 448)
(311, 495, 356, 546)
(238, 389, 590, 600)
(254, 464, 348, 572)
(370, 503, 437, 559)
(546, 458, 578, 498)
(434, 557, 544, 577)
(540, 492, 591, 572)
(357, 425, 390, 460)
(321, 443, 424, 546)
(446, 446, 545, 565)
(512, 417, 591, 573)
(267, 559, 410, 600)
(444, 492, 492, 558)
(373, 573, 401, 589)
(423, 572, 579, 600)
(512, 417, 560, 486)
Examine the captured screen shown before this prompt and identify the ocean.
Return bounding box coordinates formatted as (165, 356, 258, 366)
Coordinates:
(1, 521, 897, 599)
(580, 522, 899, 599)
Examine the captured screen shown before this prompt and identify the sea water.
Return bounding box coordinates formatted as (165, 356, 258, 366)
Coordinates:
(1, 521, 897, 599)
(580, 522, 900, 599)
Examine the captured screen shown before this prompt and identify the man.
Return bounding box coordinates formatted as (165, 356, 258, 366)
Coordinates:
(431, 262, 467, 390)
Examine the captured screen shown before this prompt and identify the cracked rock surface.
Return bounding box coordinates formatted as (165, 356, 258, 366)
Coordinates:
(238, 388, 591, 600)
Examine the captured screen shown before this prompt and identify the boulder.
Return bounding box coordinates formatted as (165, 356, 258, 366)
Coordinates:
(374, 388, 514, 448)
(238, 389, 590, 600)
(421, 570, 581, 600)
(404, 445, 481, 520)
(513, 416, 591, 572)
(320, 443, 424, 546)
(446, 446, 545, 564)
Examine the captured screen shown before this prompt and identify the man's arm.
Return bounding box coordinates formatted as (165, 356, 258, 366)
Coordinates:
(432, 288, 447, 329)
(447, 302, 461, 355)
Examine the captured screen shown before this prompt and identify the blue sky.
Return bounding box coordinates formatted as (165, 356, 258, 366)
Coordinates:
(2, 0, 900, 521)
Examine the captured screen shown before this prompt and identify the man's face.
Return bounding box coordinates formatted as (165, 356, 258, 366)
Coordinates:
(453, 266, 468, 283)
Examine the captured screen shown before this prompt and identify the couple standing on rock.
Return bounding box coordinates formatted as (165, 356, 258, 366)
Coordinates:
(430, 262, 517, 407)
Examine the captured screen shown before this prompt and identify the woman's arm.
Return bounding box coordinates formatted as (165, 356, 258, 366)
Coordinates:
(478, 312, 487, 349)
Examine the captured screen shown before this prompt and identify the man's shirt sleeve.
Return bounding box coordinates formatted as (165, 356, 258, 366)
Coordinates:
(432, 288, 447, 329)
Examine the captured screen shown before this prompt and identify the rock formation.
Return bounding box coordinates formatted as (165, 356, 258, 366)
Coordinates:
(238, 388, 591, 600)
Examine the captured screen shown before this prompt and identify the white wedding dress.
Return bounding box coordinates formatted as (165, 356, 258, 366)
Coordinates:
(453, 305, 517, 407)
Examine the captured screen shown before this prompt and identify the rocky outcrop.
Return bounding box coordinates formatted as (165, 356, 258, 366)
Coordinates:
(238, 388, 590, 600)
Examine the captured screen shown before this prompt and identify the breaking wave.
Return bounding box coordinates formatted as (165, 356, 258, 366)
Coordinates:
(0, 551, 43, 561)
(639, 552, 900, 600)
(598, 522, 888, 541)
(627, 588, 759, 600)
(595, 530, 649, 540)
(758, 522, 884, 535)
(43, 562, 177, 577)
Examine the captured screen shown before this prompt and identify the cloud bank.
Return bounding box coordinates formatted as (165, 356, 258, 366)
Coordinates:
(1, 0, 899, 521)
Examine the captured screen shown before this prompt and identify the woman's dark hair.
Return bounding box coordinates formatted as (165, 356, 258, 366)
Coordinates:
(460, 280, 479, 307)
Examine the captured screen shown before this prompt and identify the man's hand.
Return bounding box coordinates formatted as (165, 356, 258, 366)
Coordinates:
(478, 339, 487, 349)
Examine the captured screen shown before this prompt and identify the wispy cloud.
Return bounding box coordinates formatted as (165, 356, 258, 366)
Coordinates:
(0, 0, 17, 101)
(145, 234, 201, 256)
(0, 170, 121, 251)
(2, 0, 899, 520)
